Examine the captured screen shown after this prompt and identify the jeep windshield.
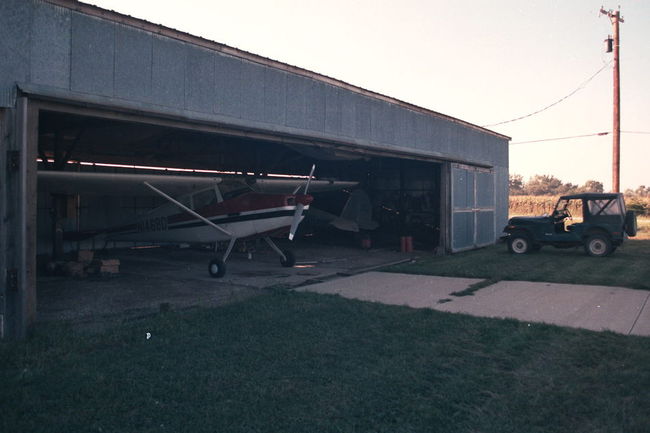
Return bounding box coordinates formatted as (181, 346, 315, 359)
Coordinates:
(553, 198, 583, 222)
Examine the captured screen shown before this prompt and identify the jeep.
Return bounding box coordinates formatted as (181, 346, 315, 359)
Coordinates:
(502, 193, 637, 256)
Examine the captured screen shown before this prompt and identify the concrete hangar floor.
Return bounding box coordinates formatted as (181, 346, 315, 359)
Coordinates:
(37, 240, 413, 331)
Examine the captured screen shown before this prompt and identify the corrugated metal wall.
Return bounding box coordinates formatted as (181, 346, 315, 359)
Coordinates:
(1, 0, 510, 244)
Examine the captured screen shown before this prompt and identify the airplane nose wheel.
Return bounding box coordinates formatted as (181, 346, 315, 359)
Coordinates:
(280, 250, 296, 267)
(208, 258, 226, 278)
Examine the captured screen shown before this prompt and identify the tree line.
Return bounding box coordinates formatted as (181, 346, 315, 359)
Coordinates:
(509, 174, 604, 196)
(509, 174, 650, 198)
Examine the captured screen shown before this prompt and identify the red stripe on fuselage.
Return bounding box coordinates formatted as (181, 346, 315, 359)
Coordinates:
(168, 192, 313, 224)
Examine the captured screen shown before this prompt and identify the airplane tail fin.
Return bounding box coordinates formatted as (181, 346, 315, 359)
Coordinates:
(334, 190, 378, 232)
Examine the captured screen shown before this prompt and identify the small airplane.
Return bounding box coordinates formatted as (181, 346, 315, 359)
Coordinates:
(38, 165, 357, 278)
(307, 189, 379, 233)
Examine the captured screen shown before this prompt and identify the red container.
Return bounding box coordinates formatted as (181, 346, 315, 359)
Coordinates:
(405, 236, 413, 252)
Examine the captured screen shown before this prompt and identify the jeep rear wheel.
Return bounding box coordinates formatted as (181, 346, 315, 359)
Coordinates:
(584, 234, 612, 257)
(508, 233, 531, 254)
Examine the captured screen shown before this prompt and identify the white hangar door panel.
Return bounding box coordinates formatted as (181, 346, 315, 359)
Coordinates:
(451, 164, 496, 252)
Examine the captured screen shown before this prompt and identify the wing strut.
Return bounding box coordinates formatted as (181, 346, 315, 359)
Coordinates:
(143, 182, 232, 237)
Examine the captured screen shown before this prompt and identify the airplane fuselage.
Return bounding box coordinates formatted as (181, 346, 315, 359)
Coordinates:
(108, 192, 312, 243)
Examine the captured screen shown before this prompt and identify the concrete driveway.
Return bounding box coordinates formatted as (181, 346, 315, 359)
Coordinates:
(299, 272, 650, 336)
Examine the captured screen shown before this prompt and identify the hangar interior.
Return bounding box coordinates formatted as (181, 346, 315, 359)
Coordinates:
(37, 108, 444, 259)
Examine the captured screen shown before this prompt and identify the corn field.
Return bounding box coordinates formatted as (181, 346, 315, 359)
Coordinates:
(509, 195, 650, 217)
(509, 196, 571, 217)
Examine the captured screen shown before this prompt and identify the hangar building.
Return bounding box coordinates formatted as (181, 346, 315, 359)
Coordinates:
(0, 0, 510, 338)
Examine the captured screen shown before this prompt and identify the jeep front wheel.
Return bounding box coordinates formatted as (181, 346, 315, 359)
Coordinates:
(508, 233, 531, 254)
(584, 234, 612, 257)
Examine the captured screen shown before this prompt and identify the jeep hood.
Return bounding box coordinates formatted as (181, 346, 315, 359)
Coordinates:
(508, 216, 548, 225)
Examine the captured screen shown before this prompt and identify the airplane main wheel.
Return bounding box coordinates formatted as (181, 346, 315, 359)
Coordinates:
(208, 258, 226, 278)
(280, 250, 295, 267)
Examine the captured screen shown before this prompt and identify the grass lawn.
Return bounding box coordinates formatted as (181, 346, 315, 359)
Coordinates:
(2, 292, 650, 433)
(387, 239, 650, 291)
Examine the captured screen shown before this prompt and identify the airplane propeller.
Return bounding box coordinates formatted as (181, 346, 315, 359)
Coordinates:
(289, 164, 315, 241)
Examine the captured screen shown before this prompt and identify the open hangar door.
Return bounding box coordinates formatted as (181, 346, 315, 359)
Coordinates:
(37, 106, 445, 261)
(29, 101, 449, 330)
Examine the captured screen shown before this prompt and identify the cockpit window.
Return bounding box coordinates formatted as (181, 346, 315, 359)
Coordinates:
(219, 180, 253, 200)
(192, 188, 218, 209)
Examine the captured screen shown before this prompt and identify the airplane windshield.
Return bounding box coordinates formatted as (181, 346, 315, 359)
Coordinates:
(192, 189, 218, 209)
(219, 180, 253, 200)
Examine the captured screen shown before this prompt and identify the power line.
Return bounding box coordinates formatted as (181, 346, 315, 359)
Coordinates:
(510, 130, 649, 145)
(510, 132, 609, 145)
(621, 130, 650, 135)
(482, 61, 612, 128)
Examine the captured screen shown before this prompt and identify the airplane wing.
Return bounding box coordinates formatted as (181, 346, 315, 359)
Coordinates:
(38, 171, 222, 196)
(249, 178, 358, 193)
(39, 171, 356, 196)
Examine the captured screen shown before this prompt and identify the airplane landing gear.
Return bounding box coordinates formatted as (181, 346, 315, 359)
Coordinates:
(209, 237, 297, 277)
(208, 258, 226, 278)
(208, 237, 237, 278)
(264, 237, 296, 268)
(280, 250, 295, 267)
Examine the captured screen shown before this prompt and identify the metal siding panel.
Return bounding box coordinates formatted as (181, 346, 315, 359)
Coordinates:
(452, 211, 474, 251)
(324, 85, 342, 135)
(0, 0, 32, 106)
(184, 46, 214, 113)
(476, 211, 495, 246)
(414, 113, 429, 150)
(491, 136, 509, 167)
(495, 165, 509, 232)
(477, 134, 488, 162)
(476, 171, 495, 208)
(452, 167, 468, 209)
(115, 25, 152, 102)
(70, 13, 115, 97)
(214, 54, 242, 117)
(305, 79, 325, 132)
(285, 73, 307, 129)
(369, 99, 383, 143)
(239, 61, 265, 122)
(467, 170, 475, 209)
(263, 67, 286, 125)
(394, 108, 405, 146)
(402, 109, 416, 148)
(383, 103, 396, 145)
(354, 96, 371, 139)
(340, 90, 355, 137)
(31, 2, 70, 89)
(451, 125, 467, 156)
(439, 121, 453, 153)
(430, 117, 447, 154)
(151, 35, 185, 108)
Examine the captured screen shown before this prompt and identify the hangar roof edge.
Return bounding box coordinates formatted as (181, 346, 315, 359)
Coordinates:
(43, 0, 511, 142)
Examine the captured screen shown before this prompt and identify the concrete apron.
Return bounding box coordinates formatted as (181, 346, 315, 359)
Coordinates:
(298, 272, 650, 337)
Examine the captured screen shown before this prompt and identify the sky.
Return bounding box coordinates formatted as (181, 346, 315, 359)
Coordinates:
(84, 0, 649, 192)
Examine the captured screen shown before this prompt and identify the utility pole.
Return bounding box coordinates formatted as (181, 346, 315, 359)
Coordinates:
(601, 7, 624, 192)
